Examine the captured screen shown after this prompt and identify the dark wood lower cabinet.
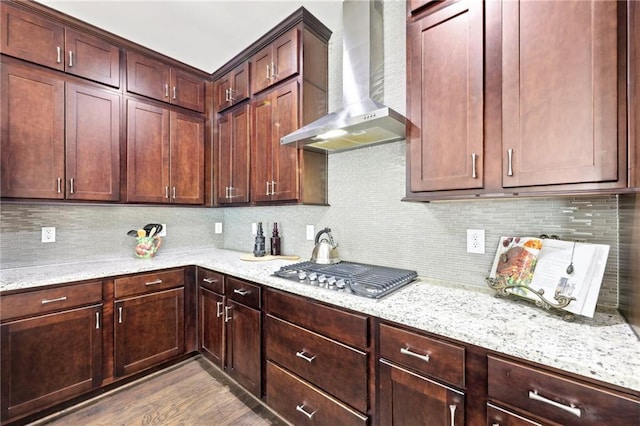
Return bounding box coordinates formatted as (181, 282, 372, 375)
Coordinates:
(0, 304, 103, 422)
(114, 288, 184, 377)
(199, 286, 224, 367)
(378, 359, 465, 426)
(224, 299, 261, 396)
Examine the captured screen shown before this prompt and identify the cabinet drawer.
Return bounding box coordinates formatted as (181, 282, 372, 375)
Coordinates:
(487, 355, 640, 425)
(115, 269, 184, 298)
(0, 281, 102, 321)
(265, 289, 368, 349)
(226, 277, 260, 309)
(198, 268, 224, 294)
(265, 315, 368, 413)
(379, 323, 465, 388)
(266, 361, 367, 426)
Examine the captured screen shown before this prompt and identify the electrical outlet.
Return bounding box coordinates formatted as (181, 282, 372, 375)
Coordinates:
(306, 225, 315, 241)
(214, 222, 223, 234)
(42, 227, 56, 243)
(252, 223, 257, 235)
(467, 229, 485, 254)
(157, 224, 167, 237)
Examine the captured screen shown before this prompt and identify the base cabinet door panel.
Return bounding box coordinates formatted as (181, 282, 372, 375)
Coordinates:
(224, 299, 261, 396)
(115, 288, 184, 377)
(199, 287, 224, 367)
(0, 305, 103, 422)
(379, 359, 465, 426)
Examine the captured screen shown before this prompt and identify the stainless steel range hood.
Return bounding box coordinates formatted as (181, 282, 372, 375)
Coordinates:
(280, 0, 406, 152)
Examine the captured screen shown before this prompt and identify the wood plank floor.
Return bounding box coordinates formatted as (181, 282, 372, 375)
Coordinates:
(31, 357, 290, 426)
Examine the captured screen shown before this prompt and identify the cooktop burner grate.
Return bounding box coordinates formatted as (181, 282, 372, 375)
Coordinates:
(273, 261, 418, 299)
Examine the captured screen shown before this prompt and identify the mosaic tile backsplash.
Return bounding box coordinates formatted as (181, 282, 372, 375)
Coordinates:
(0, 1, 626, 309)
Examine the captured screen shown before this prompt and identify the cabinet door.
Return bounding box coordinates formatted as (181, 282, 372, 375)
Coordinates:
(379, 359, 464, 426)
(214, 72, 233, 113)
(0, 3, 64, 71)
(251, 90, 274, 203)
(199, 287, 224, 367)
(169, 112, 204, 204)
(65, 83, 120, 201)
(225, 300, 261, 396)
(502, 0, 619, 187)
(407, 0, 484, 192)
(271, 28, 299, 85)
(251, 44, 273, 95)
(64, 28, 120, 87)
(271, 80, 300, 202)
(1, 62, 65, 199)
(170, 68, 205, 112)
(126, 99, 170, 203)
(114, 288, 184, 377)
(217, 104, 250, 204)
(214, 62, 249, 112)
(126, 51, 171, 103)
(0, 305, 103, 422)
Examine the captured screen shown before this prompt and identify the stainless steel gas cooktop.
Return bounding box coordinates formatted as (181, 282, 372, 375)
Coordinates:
(273, 261, 418, 299)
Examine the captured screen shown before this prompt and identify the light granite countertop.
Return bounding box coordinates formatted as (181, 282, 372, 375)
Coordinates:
(1, 247, 639, 394)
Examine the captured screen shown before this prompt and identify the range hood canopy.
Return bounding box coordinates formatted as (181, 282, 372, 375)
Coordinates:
(280, 0, 406, 152)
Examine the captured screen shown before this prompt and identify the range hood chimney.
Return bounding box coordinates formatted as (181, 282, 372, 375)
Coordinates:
(280, 0, 406, 152)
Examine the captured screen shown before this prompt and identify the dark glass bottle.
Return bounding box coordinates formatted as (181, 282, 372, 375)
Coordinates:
(253, 222, 266, 257)
(270, 223, 281, 256)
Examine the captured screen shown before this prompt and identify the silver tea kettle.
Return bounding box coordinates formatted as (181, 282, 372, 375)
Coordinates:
(310, 227, 340, 264)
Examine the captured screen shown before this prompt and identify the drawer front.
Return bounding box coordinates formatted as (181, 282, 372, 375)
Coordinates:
(379, 323, 465, 388)
(487, 355, 640, 426)
(115, 268, 184, 299)
(0, 281, 102, 321)
(266, 361, 368, 426)
(265, 315, 368, 413)
(265, 289, 368, 349)
(198, 268, 224, 294)
(226, 277, 260, 309)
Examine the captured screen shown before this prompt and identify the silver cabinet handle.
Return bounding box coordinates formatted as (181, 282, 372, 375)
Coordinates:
(68, 50, 73, 67)
(449, 404, 456, 426)
(56, 46, 61, 63)
(57, 178, 62, 194)
(118, 306, 123, 323)
(529, 390, 581, 417)
(233, 288, 249, 296)
(225, 186, 229, 198)
(265, 64, 270, 81)
(145, 279, 162, 286)
(271, 181, 276, 194)
(203, 277, 218, 284)
(471, 153, 477, 179)
(95, 311, 100, 329)
(271, 63, 277, 79)
(295, 404, 316, 419)
(69, 178, 75, 194)
(224, 88, 229, 102)
(165, 186, 170, 199)
(507, 148, 514, 176)
(41, 296, 67, 304)
(164, 84, 169, 97)
(228, 87, 235, 101)
(172, 86, 177, 100)
(295, 351, 316, 363)
(172, 187, 176, 199)
(216, 301, 224, 318)
(224, 306, 232, 322)
(400, 347, 430, 363)
(228, 186, 234, 198)
(266, 181, 271, 196)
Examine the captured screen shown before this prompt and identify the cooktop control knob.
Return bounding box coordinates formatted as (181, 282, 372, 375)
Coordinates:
(297, 271, 307, 280)
(336, 279, 346, 289)
(308, 272, 318, 282)
(327, 276, 337, 289)
(318, 274, 327, 283)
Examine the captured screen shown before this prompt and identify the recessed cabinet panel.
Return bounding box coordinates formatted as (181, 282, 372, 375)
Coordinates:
(170, 113, 205, 204)
(64, 28, 120, 87)
(171, 68, 205, 112)
(501, 0, 620, 187)
(126, 51, 171, 102)
(217, 104, 250, 205)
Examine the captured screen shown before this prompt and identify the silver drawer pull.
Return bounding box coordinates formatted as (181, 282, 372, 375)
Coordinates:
(295, 351, 316, 363)
(145, 279, 163, 286)
(528, 390, 581, 417)
(118, 306, 123, 323)
(471, 153, 477, 179)
(507, 148, 514, 176)
(216, 301, 224, 318)
(449, 404, 456, 426)
(233, 288, 249, 296)
(400, 347, 430, 363)
(295, 403, 316, 419)
(224, 306, 232, 322)
(95, 312, 100, 329)
(41, 296, 67, 305)
(203, 278, 218, 284)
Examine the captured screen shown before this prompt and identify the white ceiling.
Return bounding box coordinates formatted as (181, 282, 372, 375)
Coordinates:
(39, 0, 344, 73)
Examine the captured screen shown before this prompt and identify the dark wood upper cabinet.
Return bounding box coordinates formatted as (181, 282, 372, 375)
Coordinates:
(250, 28, 299, 95)
(169, 111, 205, 205)
(0, 2, 120, 87)
(126, 51, 205, 112)
(407, 0, 484, 193)
(217, 103, 250, 205)
(214, 61, 249, 113)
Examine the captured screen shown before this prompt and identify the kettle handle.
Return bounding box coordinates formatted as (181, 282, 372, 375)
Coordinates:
(314, 227, 332, 245)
